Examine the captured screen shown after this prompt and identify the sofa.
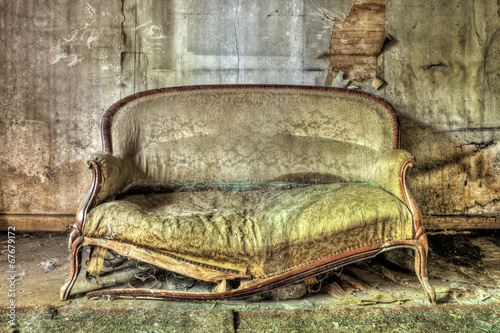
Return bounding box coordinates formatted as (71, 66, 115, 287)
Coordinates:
(60, 85, 436, 303)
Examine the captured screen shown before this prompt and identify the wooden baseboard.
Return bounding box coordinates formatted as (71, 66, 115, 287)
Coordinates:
(0, 214, 497, 232)
(0, 214, 74, 232)
(424, 215, 499, 230)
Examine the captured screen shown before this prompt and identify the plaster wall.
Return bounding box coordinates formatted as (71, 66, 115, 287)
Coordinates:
(385, 0, 500, 218)
(0, 0, 498, 230)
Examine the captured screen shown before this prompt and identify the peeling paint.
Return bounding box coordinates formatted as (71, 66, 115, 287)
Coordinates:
(330, 0, 386, 82)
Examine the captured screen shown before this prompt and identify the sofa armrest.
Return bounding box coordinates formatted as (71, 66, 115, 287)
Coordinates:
(368, 149, 415, 202)
(84, 151, 136, 205)
(368, 149, 423, 235)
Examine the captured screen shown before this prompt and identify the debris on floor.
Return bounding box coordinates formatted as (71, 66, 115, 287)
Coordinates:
(1, 230, 499, 332)
(40, 258, 59, 273)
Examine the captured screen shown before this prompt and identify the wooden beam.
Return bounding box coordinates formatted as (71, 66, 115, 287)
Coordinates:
(0, 214, 74, 232)
(424, 215, 499, 230)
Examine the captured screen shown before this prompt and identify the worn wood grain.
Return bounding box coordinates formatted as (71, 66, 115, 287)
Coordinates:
(330, 0, 386, 81)
(424, 215, 500, 230)
(0, 214, 73, 232)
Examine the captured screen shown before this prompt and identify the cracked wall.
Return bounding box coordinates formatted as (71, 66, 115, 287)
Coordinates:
(0, 0, 499, 230)
(384, 0, 500, 220)
(117, 0, 353, 92)
(0, 1, 123, 230)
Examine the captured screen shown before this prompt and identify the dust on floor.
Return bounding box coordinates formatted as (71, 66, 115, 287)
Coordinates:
(1, 230, 499, 332)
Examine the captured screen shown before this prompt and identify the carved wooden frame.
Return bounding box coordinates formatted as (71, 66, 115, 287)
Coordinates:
(60, 85, 436, 303)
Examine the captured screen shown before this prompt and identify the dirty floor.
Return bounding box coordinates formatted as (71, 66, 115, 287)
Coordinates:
(1, 230, 500, 332)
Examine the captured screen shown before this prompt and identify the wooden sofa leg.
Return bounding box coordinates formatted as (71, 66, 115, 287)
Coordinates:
(60, 231, 84, 300)
(414, 234, 437, 303)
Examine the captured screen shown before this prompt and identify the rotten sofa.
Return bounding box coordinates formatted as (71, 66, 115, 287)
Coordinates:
(61, 85, 436, 302)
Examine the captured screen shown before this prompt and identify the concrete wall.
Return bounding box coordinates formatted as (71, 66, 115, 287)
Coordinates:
(0, 0, 498, 230)
(385, 0, 500, 225)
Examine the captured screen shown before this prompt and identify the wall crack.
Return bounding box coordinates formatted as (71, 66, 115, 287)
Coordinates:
(471, 2, 482, 46)
(120, 0, 126, 49)
(421, 62, 446, 70)
(234, 0, 240, 84)
(458, 140, 496, 154)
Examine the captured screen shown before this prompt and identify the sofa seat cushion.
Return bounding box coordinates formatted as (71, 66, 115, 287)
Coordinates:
(84, 182, 414, 277)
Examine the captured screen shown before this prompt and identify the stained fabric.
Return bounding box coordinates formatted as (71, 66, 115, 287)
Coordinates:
(368, 149, 415, 202)
(84, 182, 413, 277)
(108, 89, 395, 184)
(82, 88, 413, 279)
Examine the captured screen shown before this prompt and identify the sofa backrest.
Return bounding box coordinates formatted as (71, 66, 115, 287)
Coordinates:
(102, 85, 399, 185)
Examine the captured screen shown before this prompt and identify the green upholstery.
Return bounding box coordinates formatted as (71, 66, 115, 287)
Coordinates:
(81, 87, 415, 280)
(85, 152, 137, 205)
(84, 182, 413, 277)
(368, 149, 414, 202)
(108, 89, 396, 184)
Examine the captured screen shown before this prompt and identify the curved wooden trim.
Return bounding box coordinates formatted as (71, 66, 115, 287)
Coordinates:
(414, 234, 436, 303)
(60, 160, 103, 300)
(86, 239, 432, 302)
(398, 160, 434, 302)
(399, 159, 423, 236)
(75, 160, 102, 233)
(101, 85, 400, 153)
(60, 235, 83, 300)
